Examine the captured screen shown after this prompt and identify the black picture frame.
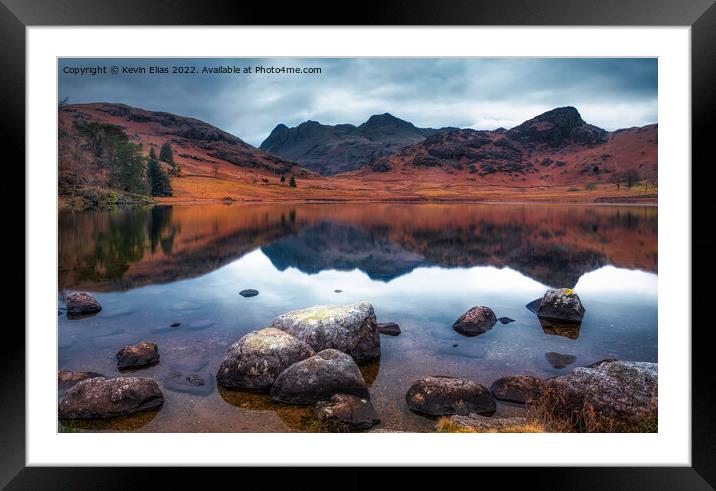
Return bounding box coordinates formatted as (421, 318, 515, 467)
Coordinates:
(2, 0, 713, 488)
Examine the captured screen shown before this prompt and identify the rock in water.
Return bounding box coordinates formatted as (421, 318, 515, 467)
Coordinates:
(498, 317, 515, 324)
(164, 370, 214, 396)
(58, 370, 105, 390)
(239, 289, 259, 298)
(489, 375, 544, 403)
(270, 349, 370, 404)
(377, 322, 401, 336)
(545, 352, 577, 369)
(534, 288, 585, 322)
(116, 341, 160, 370)
(271, 301, 380, 364)
(58, 377, 164, 419)
(452, 306, 497, 336)
(405, 376, 496, 416)
(315, 394, 381, 431)
(65, 292, 102, 316)
(216, 327, 315, 391)
(543, 360, 658, 428)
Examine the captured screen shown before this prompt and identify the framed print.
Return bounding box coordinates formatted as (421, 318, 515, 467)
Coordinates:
(3, 0, 715, 487)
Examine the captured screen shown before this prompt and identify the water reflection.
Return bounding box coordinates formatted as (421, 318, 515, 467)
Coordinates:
(60, 203, 657, 291)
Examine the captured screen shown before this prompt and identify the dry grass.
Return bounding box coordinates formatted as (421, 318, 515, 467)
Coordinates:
(436, 417, 547, 433)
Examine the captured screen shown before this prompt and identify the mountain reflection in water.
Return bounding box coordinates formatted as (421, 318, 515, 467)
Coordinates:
(59, 203, 657, 291)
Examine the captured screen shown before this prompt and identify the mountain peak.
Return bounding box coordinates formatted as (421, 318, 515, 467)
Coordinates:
(507, 106, 605, 147)
(361, 113, 413, 128)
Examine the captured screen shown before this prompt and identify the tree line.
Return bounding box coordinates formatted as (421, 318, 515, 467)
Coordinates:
(75, 121, 176, 197)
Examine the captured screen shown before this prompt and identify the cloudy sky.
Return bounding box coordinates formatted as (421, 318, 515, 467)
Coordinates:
(59, 58, 657, 147)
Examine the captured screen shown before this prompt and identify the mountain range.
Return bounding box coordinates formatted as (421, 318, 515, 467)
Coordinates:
(58, 102, 657, 204)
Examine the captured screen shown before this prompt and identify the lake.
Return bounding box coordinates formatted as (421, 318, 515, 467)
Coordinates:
(57, 203, 658, 432)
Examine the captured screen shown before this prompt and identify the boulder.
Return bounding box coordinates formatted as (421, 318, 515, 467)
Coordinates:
(58, 370, 105, 390)
(270, 349, 369, 404)
(377, 322, 401, 336)
(446, 414, 529, 432)
(65, 292, 102, 316)
(545, 352, 577, 369)
(405, 376, 496, 416)
(532, 288, 585, 322)
(271, 301, 380, 364)
(116, 341, 159, 370)
(239, 289, 259, 297)
(543, 360, 657, 429)
(489, 375, 544, 403)
(58, 377, 164, 419)
(216, 327, 315, 391)
(314, 394, 381, 431)
(452, 306, 497, 336)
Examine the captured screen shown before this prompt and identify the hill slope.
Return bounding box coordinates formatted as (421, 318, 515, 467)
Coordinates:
(259, 113, 448, 175)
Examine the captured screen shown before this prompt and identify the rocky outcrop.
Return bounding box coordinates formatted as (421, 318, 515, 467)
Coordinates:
(216, 327, 315, 391)
(65, 292, 102, 316)
(530, 288, 585, 322)
(542, 360, 658, 430)
(58, 377, 164, 419)
(452, 306, 497, 336)
(314, 394, 381, 431)
(58, 370, 105, 390)
(405, 376, 496, 416)
(490, 375, 544, 404)
(270, 349, 369, 404)
(271, 301, 380, 364)
(377, 322, 401, 336)
(116, 341, 160, 370)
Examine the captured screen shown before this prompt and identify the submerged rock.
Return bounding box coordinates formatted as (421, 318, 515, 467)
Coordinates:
(446, 414, 529, 432)
(405, 376, 496, 416)
(543, 360, 658, 428)
(116, 341, 160, 370)
(498, 317, 515, 324)
(58, 370, 105, 390)
(489, 375, 544, 404)
(65, 292, 102, 317)
(452, 306, 497, 336)
(530, 288, 585, 322)
(164, 369, 214, 396)
(58, 377, 164, 419)
(216, 327, 315, 391)
(315, 394, 381, 431)
(377, 322, 401, 336)
(271, 301, 380, 364)
(545, 352, 577, 369)
(270, 349, 369, 404)
(170, 322, 181, 327)
(239, 289, 259, 298)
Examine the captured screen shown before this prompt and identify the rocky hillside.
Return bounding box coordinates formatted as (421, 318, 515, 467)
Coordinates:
(59, 103, 314, 201)
(260, 113, 449, 175)
(355, 107, 657, 186)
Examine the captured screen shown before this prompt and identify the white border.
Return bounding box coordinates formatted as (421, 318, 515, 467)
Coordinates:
(27, 27, 690, 466)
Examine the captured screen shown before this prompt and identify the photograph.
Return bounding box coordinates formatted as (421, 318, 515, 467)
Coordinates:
(55, 57, 659, 435)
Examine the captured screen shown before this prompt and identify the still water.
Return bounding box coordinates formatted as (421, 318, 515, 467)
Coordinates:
(58, 203, 657, 432)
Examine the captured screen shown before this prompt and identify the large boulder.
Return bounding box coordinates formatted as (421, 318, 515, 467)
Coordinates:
(314, 394, 381, 431)
(65, 292, 102, 316)
(216, 327, 315, 391)
(271, 301, 380, 364)
(58, 370, 104, 390)
(452, 306, 497, 336)
(490, 375, 544, 404)
(116, 341, 159, 370)
(405, 376, 496, 416)
(543, 360, 657, 430)
(58, 377, 164, 419)
(270, 349, 370, 404)
(531, 288, 585, 322)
